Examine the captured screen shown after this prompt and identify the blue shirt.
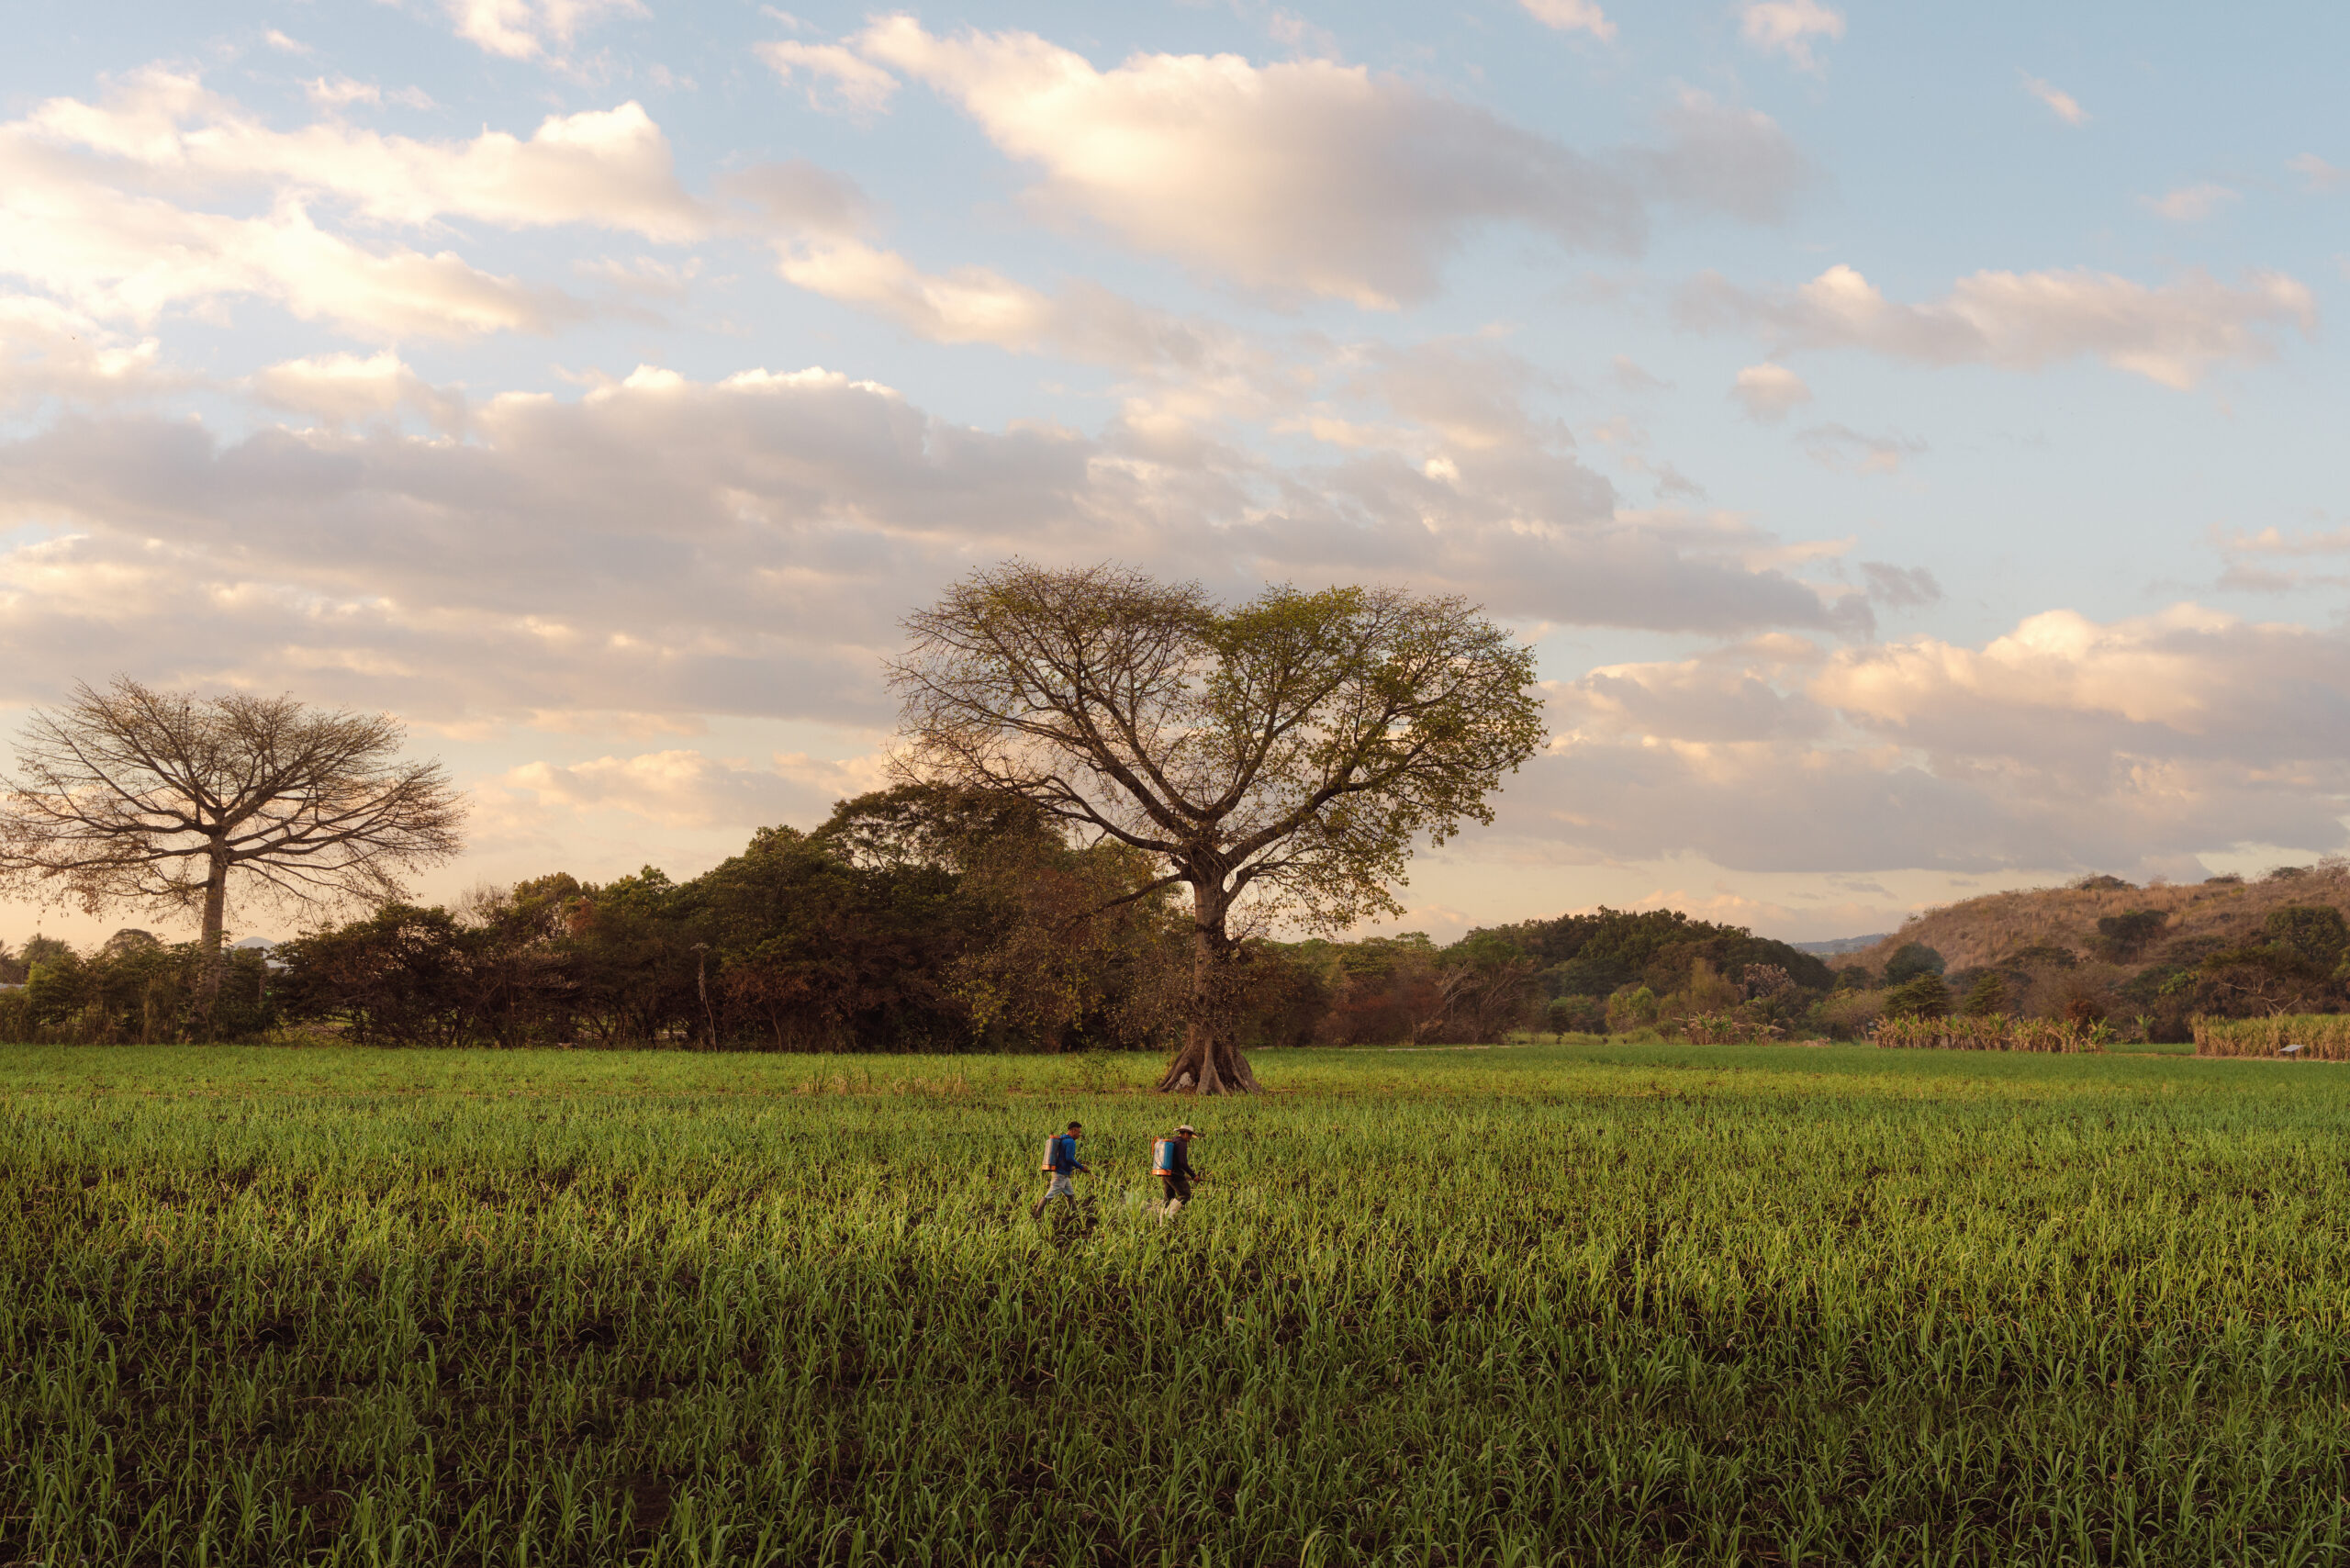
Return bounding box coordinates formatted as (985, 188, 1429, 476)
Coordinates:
(1046, 1134, 1083, 1174)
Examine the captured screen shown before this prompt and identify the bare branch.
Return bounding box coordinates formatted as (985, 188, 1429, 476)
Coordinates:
(0, 678, 468, 967)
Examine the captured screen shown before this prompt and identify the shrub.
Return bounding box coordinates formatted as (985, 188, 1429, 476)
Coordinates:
(1883, 943, 1946, 986)
(1546, 995, 1607, 1036)
(1606, 984, 1659, 1032)
(1812, 987, 1886, 1041)
(2063, 995, 2109, 1026)
(1884, 973, 1953, 1020)
(2265, 906, 2350, 969)
(2192, 944, 2336, 1018)
(1959, 972, 2010, 1016)
(2093, 909, 2168, 960)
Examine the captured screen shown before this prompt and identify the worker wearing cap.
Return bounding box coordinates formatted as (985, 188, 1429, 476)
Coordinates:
(1158, 1124, 1203, 1219)
(1032, 1120, 1087, 1221)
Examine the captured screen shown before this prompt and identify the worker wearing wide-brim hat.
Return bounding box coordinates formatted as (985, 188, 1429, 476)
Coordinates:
(1154, 1124, 1203, 1219)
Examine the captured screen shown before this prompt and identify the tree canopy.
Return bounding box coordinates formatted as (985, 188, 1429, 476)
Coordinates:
(0, 679, 465, 999)
(890, 563, 1546, 1092)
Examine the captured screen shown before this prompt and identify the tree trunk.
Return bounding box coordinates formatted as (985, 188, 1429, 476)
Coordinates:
(196, 846, 229, 1019)
(1155, 881, 1259, 1094)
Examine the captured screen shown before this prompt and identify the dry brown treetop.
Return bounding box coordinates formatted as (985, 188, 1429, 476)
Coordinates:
(0, 678, 465, 970)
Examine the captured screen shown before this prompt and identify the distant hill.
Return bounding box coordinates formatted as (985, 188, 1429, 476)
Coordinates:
(1792, 935, 1890, 956)
(1841, 866, 2350, 974)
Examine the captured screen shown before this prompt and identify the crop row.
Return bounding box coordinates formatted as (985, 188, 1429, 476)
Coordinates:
(1872, 1014, 2105, 1052)
(2194, 1013, 2350, 1059)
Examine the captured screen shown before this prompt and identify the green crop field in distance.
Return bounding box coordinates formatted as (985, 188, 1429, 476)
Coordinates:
(4, 1039, 2348, 1565)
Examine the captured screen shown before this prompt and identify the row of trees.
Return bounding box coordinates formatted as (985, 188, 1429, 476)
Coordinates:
(1, 797, 1846, 1052)
(0, 566, 1550, 1092)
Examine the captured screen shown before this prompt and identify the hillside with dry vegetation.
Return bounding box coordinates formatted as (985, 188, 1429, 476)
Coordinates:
(1822, 862, 2350, 1040)
(1848, 864, 2350, 974)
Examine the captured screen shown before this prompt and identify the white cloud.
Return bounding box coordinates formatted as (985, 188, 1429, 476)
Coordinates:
(1628, 88, 1811, 224)
(2216, 523, 2350, 558)
(263, 29, 312, 55)
(828, 22, 1805, 307)
(306, 77, 381, 108)
(2212, 523, 2350, 593)
(1814, 606, 2346, 763)
(0, 295, 166, 410)
(1611, 355, 1668, 393)
(1740, 0, 1844, 71)
(0, 357, 1866, 733)
(1859, 562, 1939, 608)
(304, 78, 436, 112)
(854, 18, 1648, 307)
(2144, 183, 2236, 223)
(437, 0, 643, 62)
(778, 241, 1057, 349)
(0, 72, 767, 338)
(757, 40, 900, 117)
(1520, 0, 1616, 41)
(24, 73, 708, 241)
(0, 167, 573, 339)
(2289, 153, 2346, 192)
(482, 750, 854, 829)
(1729, 362, 1810, 420)
(244, 351, 468, 432)
(718, 160, 875, 237)
(768, 241, 1279, 436)
(0, 168, 573, 338)
(1796, 422, 1923, 476)
(1526, 605, 2350, 875)
(2020, 74, 2087, 127)
(1680, 262, 2318, 389)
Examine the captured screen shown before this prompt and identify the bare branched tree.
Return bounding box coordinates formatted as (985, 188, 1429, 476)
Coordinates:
(0, 679, 466, 1002)
(890, 563, 1545, 1094)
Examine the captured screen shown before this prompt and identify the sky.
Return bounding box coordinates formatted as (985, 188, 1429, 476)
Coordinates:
(2, 0, 2346, 949)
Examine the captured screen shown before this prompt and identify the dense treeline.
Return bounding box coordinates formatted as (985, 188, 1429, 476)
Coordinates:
(28, 791, 2333, 1051)
(0, 928, 277, 1044)
(0, 787, 1840, 1049)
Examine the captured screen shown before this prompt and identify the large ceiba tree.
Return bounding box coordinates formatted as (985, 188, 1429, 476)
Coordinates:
(0, 679, 465, 1004)
(890, 563, 1545, 1093)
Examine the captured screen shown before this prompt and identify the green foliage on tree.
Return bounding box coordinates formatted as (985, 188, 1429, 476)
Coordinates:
(1960, 972, 2010, 1016)
(890, 563, 1545, 1094)
(1884, 972, 1953, 1020)
(1606, 984, 1661, 1032)
(2265, 905, 2350, 969)
(1, 936, 274, 1043)
(1883, 943, 1946, 986)
(1480, 907, 1831, 999)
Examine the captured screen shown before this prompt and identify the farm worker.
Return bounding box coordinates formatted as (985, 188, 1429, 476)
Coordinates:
(1031, 1120, 1088, 1220)
(1155, 1124, 1203, 1219)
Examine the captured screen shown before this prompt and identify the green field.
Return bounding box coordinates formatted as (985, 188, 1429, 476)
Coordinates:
(6, 1040, 2350, 1566)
